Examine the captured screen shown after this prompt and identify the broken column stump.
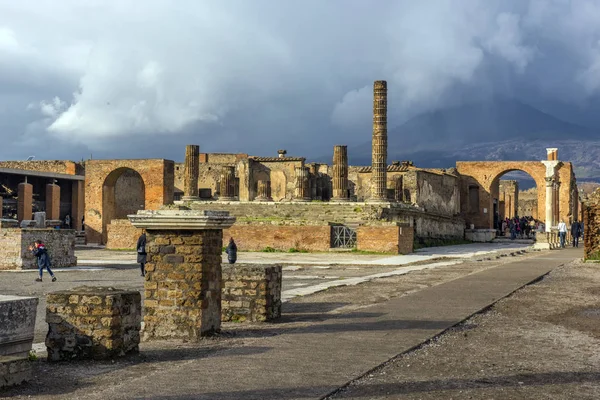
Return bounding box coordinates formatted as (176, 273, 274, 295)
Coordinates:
(128, 209, 236, 341)
(45, 287, 141, 361)
(222, 264, 282, 322)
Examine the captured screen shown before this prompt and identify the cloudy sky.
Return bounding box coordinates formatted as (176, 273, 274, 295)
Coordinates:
(2, 0, 600, 162)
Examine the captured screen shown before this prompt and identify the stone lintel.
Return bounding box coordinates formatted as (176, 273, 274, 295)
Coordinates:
(128, 210, 236, 230)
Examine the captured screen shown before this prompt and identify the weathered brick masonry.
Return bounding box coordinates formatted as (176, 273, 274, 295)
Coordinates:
(222, 264, 282, 322)
(223, 225, 331, 252)
(45, 287, 141, 361)
(356, 224, 414, 254)
(0, 229, 76, 270)
(584, 189, 600, 260)
(143, 230, 223, 340)
(106, 219, 142, 249)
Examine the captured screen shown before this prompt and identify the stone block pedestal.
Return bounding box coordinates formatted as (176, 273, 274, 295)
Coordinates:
(222, 264, 282, 322)
(129, 209, 236, 341)
(46, 287, 141, 361)
(0, 295, 38, 388)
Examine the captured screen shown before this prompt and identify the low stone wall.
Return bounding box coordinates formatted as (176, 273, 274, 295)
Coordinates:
(222, 264, 282, 322)
(356, 224, 414, 254)
(465, 229, 496, 242)
(585, 190, 600, 260)
(106, 219, 142, 250)
(0, 229, 76, 270)
(223, 225, 331, 252)
(46, 287, 141, 361)
(0, 295, 38, 388)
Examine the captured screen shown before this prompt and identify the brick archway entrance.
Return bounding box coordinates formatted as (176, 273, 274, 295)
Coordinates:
(457, 159, 576, 230)
(85, 159, 175, 244)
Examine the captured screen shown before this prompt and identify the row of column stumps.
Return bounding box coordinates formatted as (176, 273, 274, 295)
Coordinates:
(371, 80, 388, 202)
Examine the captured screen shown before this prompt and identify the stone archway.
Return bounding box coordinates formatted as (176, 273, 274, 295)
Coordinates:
(85, 159, 175, 244)
(457, 158, 576, 230)
(102, 168, 146, 244)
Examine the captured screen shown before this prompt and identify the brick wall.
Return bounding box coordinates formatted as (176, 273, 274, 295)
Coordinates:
(223, 225, 331, 252)
(222, 264, 282, 322)
(46, 287, 141, 361)
(356, 225, 414, 254)
(0, 229, 76, 270)
(106, 219, 142, 250)
(0, 160, 78, 175)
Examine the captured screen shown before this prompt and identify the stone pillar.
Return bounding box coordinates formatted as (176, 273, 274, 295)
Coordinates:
(294, 167, 311, 201)
(394, 175, 403, 202)
(0, 196, 3, 219)
(183, 145, 200, 201)
(370, 80, 388, 202)
(255, 180, 272, 201)
(45, 183, 60, 221)
(545, 177, 554, 232)
(219, 166, 236, 201)
(332, 145, 349, 201)
(71, 181, 84, 231)
(129, 210, 236, 340)
(17, 182, 33, 222)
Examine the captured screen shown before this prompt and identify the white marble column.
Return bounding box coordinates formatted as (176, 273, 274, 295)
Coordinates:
(545, 177, 554, 232)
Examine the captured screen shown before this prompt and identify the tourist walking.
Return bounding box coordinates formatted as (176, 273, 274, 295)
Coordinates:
(571, 220, 582, 248)
(558, 219, 568, 248)
(64, 214, 71, 229)
(225, 237, 237, 264)
(29, 240, 56, 282)
(136, 230, 147, 277)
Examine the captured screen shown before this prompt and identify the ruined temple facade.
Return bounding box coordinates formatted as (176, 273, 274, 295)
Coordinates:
(0, 81, 580, 252)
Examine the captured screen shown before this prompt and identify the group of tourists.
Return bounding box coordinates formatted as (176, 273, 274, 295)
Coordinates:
(557, 219, 583, 249)
(498, 216, 541, 239)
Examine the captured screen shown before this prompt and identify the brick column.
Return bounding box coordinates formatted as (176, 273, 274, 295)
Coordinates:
(183, 145, 200, 201)
(294, 167, 311, 201)
(370, 80, 388, 202)
(394, 176, 403, 202)
(71, 181, 84, 231)
(129, 210, 236, 340)
(219, 166, 236, 201)
(255, 180, 272, 201)
(46, 183, 60, 221)
(332, 145, 350, 201)
(17, 182, 33, 222)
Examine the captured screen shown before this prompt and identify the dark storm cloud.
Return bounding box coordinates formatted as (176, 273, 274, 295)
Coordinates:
(1, 0, 600, 161)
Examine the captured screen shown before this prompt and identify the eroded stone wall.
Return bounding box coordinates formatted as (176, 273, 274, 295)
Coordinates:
(223, 225, 331, 252)
(0, 229, 76, 270)
(106, 219, 142, 250)
(584, 189, 600, 260)
(222, 264, 282, 322)
(46, 287, 141, 361)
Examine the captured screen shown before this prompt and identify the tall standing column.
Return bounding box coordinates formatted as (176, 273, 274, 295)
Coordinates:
(545, 177, 554, 232)
(219, 166, 236, 201)
(370, 80, 388, 202)
(46, 182, 60, 221)
(71, 180, 84, 231)
(332, 145, 349, 201)
(17, 181, 33, 222)
(183, 145, 200, 201)
(294, 167, 311, 201)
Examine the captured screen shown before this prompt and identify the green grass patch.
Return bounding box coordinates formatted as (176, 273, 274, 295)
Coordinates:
(288, 247, 308, 253)
(585, 251, 600, 262)
(350, 248, 396, 255)
(262, 246, 277, 252)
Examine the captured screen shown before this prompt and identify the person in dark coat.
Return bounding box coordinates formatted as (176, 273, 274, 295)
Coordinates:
(225, 237, 237, 264)
(571, 220, 582, 248)
(136, 230, 147, 277)
(29, 240, 56, 282)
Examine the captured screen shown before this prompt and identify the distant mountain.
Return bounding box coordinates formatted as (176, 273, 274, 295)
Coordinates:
(344, 98, 596, 165)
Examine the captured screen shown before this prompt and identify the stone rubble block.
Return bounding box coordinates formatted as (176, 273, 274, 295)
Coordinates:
(222, 264, 282, 322)
(45, 287, 141, 361)
(0, 295, 38, 388)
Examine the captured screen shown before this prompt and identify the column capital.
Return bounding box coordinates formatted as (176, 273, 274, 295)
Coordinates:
(545, 176, 555, 186)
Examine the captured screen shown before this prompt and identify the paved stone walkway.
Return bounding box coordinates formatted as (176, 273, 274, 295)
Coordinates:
(69, 248, 580, 400)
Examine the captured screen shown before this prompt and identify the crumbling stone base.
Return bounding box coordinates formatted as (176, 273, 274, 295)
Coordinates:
(222, 264, 282, 322)
(46, 287, 141, 361)
(0, 357, 30, 388)
(143, 230, 222, 341)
